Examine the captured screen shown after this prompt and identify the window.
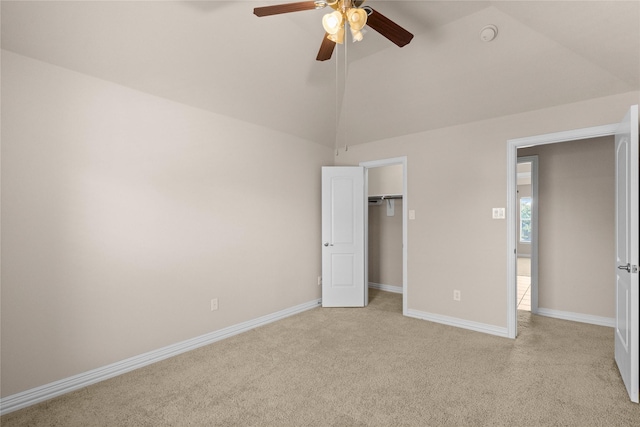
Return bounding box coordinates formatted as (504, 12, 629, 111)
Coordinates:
(520, 197, 532, 243)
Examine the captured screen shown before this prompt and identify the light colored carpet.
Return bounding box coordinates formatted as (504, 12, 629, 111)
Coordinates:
(2, 289, 638, 426)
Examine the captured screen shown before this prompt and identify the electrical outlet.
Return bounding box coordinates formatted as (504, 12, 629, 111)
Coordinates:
(210, 298, 218, 311)
(317, 276, 322, 286)
(453, 290, 461, 301)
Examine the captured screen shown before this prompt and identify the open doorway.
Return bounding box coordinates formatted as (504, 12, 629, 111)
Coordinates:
(506, 107, 638, 403)
(518, 139, 615, 326)
(516, 157, 538, 313)
(360, 157, 408, 315)
(367, 165, 403, 294)
(506, 123, 623, 339)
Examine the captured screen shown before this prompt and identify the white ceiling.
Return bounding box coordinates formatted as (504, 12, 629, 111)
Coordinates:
(2, 1, 639, 148)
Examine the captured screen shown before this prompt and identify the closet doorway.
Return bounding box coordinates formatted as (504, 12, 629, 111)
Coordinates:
(360, 157, 408, 315)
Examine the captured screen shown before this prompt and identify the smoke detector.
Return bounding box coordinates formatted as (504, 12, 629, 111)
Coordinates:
(480, 25, 498, 42)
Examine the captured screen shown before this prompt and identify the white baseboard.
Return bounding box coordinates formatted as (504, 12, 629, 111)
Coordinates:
(536, 307, 614, 328)
(0, 298, 322, 416)
(405, 308, 509, 338)
(368, 282, 403, 294)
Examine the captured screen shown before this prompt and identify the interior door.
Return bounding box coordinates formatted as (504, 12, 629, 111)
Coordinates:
(614, 105, 639, 403)
(321, 166, 365, 307)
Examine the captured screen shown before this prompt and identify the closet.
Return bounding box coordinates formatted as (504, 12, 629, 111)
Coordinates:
(367, 165, 403, 293)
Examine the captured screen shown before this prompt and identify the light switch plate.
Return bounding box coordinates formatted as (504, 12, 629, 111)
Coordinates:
(409, 210, 416, 220)
(492, 208, 505, 219)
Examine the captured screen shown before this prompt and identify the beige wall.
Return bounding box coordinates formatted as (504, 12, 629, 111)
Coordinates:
(519, 137, 615, 318)
(335, 91, 639, 328)
(368, 201, 403, 287)
(1, 51, 333, 397)
(368, 164, 402, 196)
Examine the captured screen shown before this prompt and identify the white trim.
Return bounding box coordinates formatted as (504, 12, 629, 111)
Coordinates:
(536, 308, 615, 328)
(360, 157, 408, 316)
(368, 282, 403, 294)
(507, 123, 618, 339)
(363, 166, 370, 306)
(360, 156, 407, 169)
(512, 124, 618, 147)
(0, 299, 321, 416)
(405, 309, 509, 338)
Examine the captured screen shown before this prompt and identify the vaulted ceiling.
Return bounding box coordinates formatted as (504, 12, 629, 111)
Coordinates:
(2, 1, 639, 148)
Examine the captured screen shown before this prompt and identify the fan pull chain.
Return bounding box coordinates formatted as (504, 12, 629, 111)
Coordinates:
(334, 39, 339, 157)
(344, 33, 348, 153)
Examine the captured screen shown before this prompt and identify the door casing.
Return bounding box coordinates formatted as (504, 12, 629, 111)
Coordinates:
(507, 123, 621, 338)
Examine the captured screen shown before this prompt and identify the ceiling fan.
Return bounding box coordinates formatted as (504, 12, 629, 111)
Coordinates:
(254, 0, 414, 61)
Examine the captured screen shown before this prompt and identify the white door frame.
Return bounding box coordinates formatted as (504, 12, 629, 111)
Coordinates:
(506, 123, 619, 338)
(516, 155, 539, 314)
(360, 157, 408, 315)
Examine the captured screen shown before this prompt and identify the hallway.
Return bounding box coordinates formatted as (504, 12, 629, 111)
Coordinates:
(517, 257, 531, 311)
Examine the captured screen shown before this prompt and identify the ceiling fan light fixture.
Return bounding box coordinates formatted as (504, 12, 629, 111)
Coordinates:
(350, 27, 364, 42)
(322, 10, 344, 34)
(327, 27, 345, 44)
(253, 0, 414, 61)
(346, 8, 367, 31)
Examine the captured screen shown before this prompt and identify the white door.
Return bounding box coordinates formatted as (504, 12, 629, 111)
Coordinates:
(321, 166, 365, 307)
(614, 105, 639, 403)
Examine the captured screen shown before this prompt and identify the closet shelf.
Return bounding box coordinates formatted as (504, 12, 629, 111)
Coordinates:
(368, 194, 402, 201)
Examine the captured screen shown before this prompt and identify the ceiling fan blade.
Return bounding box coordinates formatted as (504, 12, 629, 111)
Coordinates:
(316, 34, 336, 61)
(254, 1, 321, 17)
(364, 7, 414, 48)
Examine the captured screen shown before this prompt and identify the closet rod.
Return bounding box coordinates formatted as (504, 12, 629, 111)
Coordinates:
(368, 195, 403, 201)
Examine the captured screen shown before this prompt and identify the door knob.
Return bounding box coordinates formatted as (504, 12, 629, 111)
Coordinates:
(618, 263, 631, 272)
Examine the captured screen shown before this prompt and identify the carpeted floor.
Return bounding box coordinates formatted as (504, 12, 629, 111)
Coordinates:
(2, 289, 638, 426)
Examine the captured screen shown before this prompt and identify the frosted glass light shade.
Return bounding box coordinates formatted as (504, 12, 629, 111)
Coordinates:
(322, 11, 344, 35)
(346, 8, 367, 31)
(350, 27, 363, 42)
(327, 27, 345, 44)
